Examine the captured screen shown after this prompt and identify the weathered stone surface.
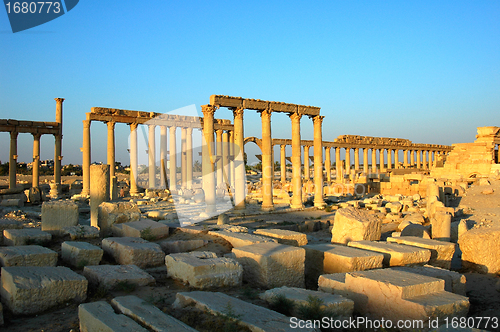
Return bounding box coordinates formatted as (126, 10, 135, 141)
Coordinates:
(0, 218, 22, 244)
(165, 251, 242, 289)
(0, 245, 57, 267)
(102, 237, 165, 268)
(261, 286, 354, 319)
(121, 219, 169, 239)
(62, 225, 100, 240)
(3, 228, 51, 246)
(0, 199, 23, 207)
(98, 201, 141, 234)
(394, 265, 466, 296)
(83, 265, 155, 290)
(41, 200, 78, 234)
(159, 239, 208, 253)
(319, 268, 469, 325)
(400, 223, 431, 239)
(61, 241, 103, 267)
(331, 207, 382, 244)
(458, 226, 500, 273)
(79, 301, 148, 332)
(174, 291, 315, 332)
(387, 236, 455, 269)
(253, 228, 308, 246)
(111, 295, 198, 331)
(1, 266, 87, 314)
(232, 242, 305, 288)
(304, 243, 384, 288)
(208, 230, 277, 248)
(348, 240, 431, 267)
(432, 212, 452, 242)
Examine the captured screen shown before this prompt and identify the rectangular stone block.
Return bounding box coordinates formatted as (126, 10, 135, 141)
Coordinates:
(83, 265, 155, 290)
(1, 266, 88, 314)
(165, 251, 242, 289)
(0, 218, 22, 245)
(387, 236, 455, 269)
(98, 201, 141, 235)
(41, 200, 79, 234)
(0, 245, 57, 267)
(160, 239, 208, 254)
(253, 229, 308, 246)
(62, 225, 100, 240)
(102, 237, 165, 268)
(232, 242, 305, 288)
(79, 301, 148, 332)
(111, 295, 198, 331)
(348, 240, 431, 267)
(61, 241, 103, 268)
(208, 230, 277, 248)
(121, 219, 169, 240)
(3, 228, 51, 246)
(394, 265, 466, 296)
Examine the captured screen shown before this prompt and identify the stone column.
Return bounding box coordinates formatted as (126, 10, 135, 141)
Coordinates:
(9, 131, 18, 190)
(202, 105, 216, 213)
(387, 149, 393, 170)
(379, 149, 385, 172)
(280, 145, 287, 183)
(371, 148, 377, 173)
(186, 127, 193, 190)
(229, 130, 235, 191)
(260, 109, 274, 211)
(160, 126, 167, 189)
(222, 130, 230, 189)
(416, 150, 421, 168)
(313, 115, 325, 208)
(335, 148, 342, 181)
(363, 148, 368, 173)
(181, 127, 187, 189)
(90, 164, 109, 233)
(32, 133, 41, 188)
(148, 124, 156, 188)
(354, 148, 360, 171)
(129, 123, 139, 195)
(233, 108, 246, 209)
(107, 121, 116, 199)
(82, 120, 91, 196)
(427, 150, 432, 169)
(54, 98, 64, 196)
(169, 127, 177, 191)
(216, 129, 224, 190)
(303, 145, 310, 181)
(289, 112, 303, 209)
(394, 149, 399, 169)
(410, 150, 415, 167)
(403, 150, 408, 167)
(325, 147, 331, 182)
(345, 148, 350, 175)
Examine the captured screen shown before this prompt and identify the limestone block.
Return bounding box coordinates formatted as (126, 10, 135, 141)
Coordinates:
(90, 164, 110, 230)
(98, 201, 141, 234)
(0, 218, 22, 244)
(432, 212, 452, 242)
(458, 226, 500, 274)
(400, 223, 431, 239)
(253, 228, 308, 246)
(41, 200, 78, 234)
(79, 301, 148, 332)
(165, 251, 242, 289)
(83, 265, 155, 290)
(111, 295, 197, 331)
(174, 291, 315, 332)
(394, 265, 466, 296)
(348, 240, 431, 267)
(217, 213, 229, 225)
(387, 236, 455, 269)
(386, 202, 403, 213)
(261, 286, 354, 319)
(121, 219, 169, 239)
(102, 237, 165, 268)
(3, 228, 51, 246)
(232, 242, 305, 288)
(330, 207, 382, 244)
(0, 245, 57, 267)
(1, 266, 87, 314)
(62, 225, 100, 240)
(0, 199, 23, 207)
(159, 239, 208, 253)
(208, 230, 277, 248)
(61, 241, 103, 267)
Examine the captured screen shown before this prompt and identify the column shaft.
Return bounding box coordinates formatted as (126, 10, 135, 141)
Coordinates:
(233, 108, 246, 209)
(222, 130, 230, 189)
(416, 150, 421, 168)
(107, 121, 116, 199)
(354, 148, 359, 171)
(290, 112, 303, 209)
(325, 147, 331, 182)
(335, 148, 342, 181)
(387, 149, 393, 170)
(371, 149, 377, 173)
(54, 98, 64, 196)
(82, 120, 91, 196)
(260, 109, 274, 210)
(181, 127, 187, 189)
(32, 134, 41, 189)
(303, 145, 310, 181)
(280, 145, 286, 183)
(186, 127, 193, 190)
(202, 105, 216, 213)
(129, 123, 139, 195)
(313, 115, 325, 208)
(9, 131, 18, 189)
(380, 149, 385, 172)
(216, 129, 224, 189)
(229, 130, 235, 191)
(403, 150, 408, 167)
(363, 148, 368, 173)
(169, 127, 177, 191)
(345, 148, 350, 175)
(148, 125, 156, 188)
(160, 126, 167, 188)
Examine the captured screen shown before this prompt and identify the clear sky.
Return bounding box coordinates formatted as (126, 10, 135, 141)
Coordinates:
(1, 1, 499, 166)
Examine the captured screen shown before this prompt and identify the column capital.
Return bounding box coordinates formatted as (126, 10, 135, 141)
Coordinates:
(288, 112, 302, 122)
(311, 115, 325, 124)
(232, 107, 244, 119)
(259, 108, 272, 120)
(280, 144, 286, 149)
(129, 122, 138, 131)
(215, 128, 224, 134)
(201, 104, 217, 117)
(107, 121, 116, 129)
(32, 133, 41, 140)
(10, 131, 18, 139)
(83, 120, 91, 129)
(54, 98, 65, 103)
(186, 127, 193, 134)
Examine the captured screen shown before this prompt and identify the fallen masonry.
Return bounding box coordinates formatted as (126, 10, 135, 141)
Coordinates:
(0, 245, 58, 267)
(347, 240, 431, 267)
(83, 264, 155, 290)
(253, 228, 308, 246)
(41, 200, 79, 234)
(119, 218, 169, 239)
(61, 241, 103, 267)
(208, 230, 277, 247)
(393, 265, 467, 296)
(102, 237, 165, 268)
(79, 300, 148, 332)
(3, 228, 51, 246)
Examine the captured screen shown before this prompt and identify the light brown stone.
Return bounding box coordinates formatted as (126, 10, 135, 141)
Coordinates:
(102, 237, 165, 268)
(458, 226, 500, 274)
(253, 228, 308, 246)
(331, 207, 382, 244)
(348, 240, 431, 267)
(387, 236, 455, 269)
(41, 200, 78, 234)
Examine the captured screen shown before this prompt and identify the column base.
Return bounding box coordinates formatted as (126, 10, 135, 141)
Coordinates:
(290, 203, 304, 210)
(261, 204, 275, 212)
(314, 201, 326, 209)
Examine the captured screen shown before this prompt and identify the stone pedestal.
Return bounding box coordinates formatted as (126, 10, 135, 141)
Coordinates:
(90, 164, 110, 231)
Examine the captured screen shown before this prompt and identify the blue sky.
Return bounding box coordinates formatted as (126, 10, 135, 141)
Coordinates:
(1, 1, 499, 165)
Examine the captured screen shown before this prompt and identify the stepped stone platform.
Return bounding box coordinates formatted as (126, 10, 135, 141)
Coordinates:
(83, 265, 155, 290)
(165, 251, 242, 289)
(394, 265, 467, 296)
(79, 301, 148, 332)
(208, 230, 277, 247)
(173, 291, 316, 332)
(304, 243, 384, 287)
(1, 266, 88, 314)
(102, 237, 165, 268)
(61, 241, 103, 267)
(261, 286, 354, 319)
(253, 229, 308, 246)
(3, 228, 51, 246)
(111, 295, 198, 331)
(348, 240, 431, 267)
(232, 242, 305, 288)
(0, 245, 57, 267)
(387, 236, 455, 269)
(120, 219, 169, 239)
(318, 268, 469, 324)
